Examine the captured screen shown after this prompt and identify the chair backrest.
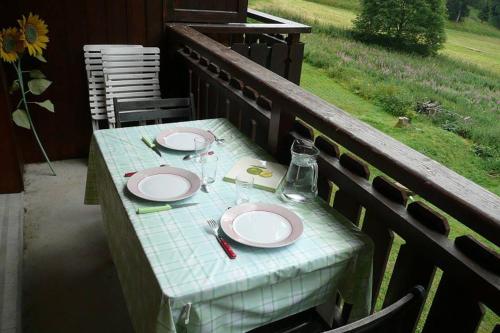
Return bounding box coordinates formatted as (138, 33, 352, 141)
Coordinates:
(83, 44, 142, 130)
(113, 95, 196, 128)
(326, 286, 425, 333)
(102, 47, 161, 127)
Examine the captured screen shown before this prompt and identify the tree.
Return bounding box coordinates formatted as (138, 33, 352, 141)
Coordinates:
(447, 0, 471, 22)
(491, 0, 500, 27)
(467, 0, 485, 7)
(478, 1, 490, 22)
(353, 0, 446, 55)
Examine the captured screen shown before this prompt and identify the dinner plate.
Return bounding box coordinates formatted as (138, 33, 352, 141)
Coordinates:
(220, 203, 303, 248)
(155, 127, 215, 151)
(127, 166, 201, 202)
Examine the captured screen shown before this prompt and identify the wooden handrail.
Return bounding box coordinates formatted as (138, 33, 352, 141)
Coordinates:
(247, 8, 309, 26)
(187, 9, 311, 34)
(187, 23, 311, 34)
(166, 23, 500, 246)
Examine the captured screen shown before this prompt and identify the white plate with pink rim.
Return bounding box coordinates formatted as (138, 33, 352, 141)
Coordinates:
(220, 203, 304, 248)
(155, 127, 215, 151)
(127, 166, 201, 202)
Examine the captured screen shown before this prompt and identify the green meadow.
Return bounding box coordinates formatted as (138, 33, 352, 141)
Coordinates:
(250, 0, 500, 194)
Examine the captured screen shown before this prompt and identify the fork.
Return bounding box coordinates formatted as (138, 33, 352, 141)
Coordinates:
(208, 130, 225, 144)
(207, 219, 236, 259)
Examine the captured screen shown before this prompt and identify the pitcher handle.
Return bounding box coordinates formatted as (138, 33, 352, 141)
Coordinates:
(312, 162, 319, 194)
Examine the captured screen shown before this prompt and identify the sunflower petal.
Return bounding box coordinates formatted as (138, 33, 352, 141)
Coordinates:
(18, 13, 49, 59)
(0, 27, 22, 63)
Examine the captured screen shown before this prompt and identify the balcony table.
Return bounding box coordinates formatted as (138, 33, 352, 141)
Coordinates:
(84, 118, 373, 333)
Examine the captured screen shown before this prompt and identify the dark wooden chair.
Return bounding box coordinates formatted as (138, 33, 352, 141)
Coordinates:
(251, 286, 425, 333)
(112, 94, 195, 128)
(325, 286, 425, 333)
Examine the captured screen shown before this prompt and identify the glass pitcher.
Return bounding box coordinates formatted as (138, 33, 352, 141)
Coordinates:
(280, 139, 319, 203)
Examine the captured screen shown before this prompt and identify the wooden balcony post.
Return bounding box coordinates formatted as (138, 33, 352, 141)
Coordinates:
(286, 34, 304, 85)
(268, 103, 294, 163)
(332, 154, 370, 225)
(362, 176, 410, 312)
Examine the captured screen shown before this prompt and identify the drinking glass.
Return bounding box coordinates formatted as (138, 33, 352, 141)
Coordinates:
(201, 155, 218, 185)
(235, 173, 254, 205)
(194, 137, 209, 162)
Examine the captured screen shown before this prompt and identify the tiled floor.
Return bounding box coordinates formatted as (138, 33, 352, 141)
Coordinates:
(22, 159, 134, 333)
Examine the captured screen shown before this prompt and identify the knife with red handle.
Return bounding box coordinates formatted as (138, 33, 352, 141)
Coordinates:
(216, 236, 237, 259)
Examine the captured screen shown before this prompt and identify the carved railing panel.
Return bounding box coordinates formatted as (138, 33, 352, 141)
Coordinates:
(182, 46, 271, 146)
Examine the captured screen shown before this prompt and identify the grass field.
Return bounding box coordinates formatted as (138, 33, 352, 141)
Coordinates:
(444, 29, 500, 73)
(250, 0, 500, 189)
(300, 62, 499, 194)
(250, 0, 499, 330)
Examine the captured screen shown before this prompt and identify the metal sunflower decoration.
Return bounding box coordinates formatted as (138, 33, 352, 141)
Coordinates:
(1, 13, 55, 175)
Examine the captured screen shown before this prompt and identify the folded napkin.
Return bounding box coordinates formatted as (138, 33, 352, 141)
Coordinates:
(136, 204, 172, 214)
(141, 136, 156, 148)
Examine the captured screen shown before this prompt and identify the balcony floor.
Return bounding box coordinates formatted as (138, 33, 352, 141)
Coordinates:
(22, 159, 133, 333)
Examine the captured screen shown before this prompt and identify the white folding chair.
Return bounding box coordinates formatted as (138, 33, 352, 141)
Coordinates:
(101, 47, 162, 128)
(83, 44, 142, 130)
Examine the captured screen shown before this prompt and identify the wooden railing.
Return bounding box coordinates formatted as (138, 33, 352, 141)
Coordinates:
(186, 9, 311, 84)
(164, 23, 500, 333)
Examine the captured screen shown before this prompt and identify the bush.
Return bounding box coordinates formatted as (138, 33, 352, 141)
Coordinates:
(433, 110, 472, 138)
(374, 85, 415, 118)
(353, 0, 447, 55)
(473, 144, 495, 158)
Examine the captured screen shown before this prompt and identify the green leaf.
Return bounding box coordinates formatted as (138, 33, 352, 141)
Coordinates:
(9, 80, 19, 94)
(29, 70, 46, 79)
(28, 79, 52, 95)
(34, 99, 55, 112)
(12, 109, 31, 129)
(35, 54, 47, 63)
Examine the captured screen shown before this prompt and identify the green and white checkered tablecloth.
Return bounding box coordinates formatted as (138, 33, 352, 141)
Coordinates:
(85, 118, 373, 333)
